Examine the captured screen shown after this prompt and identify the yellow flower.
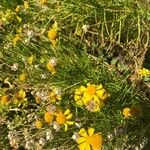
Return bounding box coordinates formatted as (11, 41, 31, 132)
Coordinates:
(35, 120, 42, 129)
(74, 83, 109, 112)
(27, 55, 34, 65)
(15, 6, 20, 13)
(24, 1, 29, 10)
(1, 95, 9, 105)
(44, 112, 54, 123)
(48, 22, 58, 41)
(19, 73, 27, 81)
(123, 106, 141, 118)
(49, 88, 61, 102)
(123, 107, 131, 118)
(74, 86, 86, 106)
(47, 58, 57, 75)
(55, 109, 74, 131)
(12, 34, 21, 47)
(138, 68, 150, 77)
(15, 89, 26, 100)
(77, 128, 103, 150)
(48, 21, 58, 47)
(48, 30, 57, 41)
(85, 83, 109, 101)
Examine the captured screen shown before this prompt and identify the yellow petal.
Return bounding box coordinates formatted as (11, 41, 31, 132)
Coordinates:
(52, 21, 58, 31)
(66, 113, 72, 119)
(78, 142, 89, 150)
(85, 143, 91, 150)
(79, 128, 87, 137)
(24, 1, 29, 9)
(64, 123, 68, 132)
(88, 128, 95, 136)
(97, 84, 103, 90)
(64, 109, 70, 115)
(66, 121, 74, 125)
(80, 86, 86, 92)
(77, 137, 86, 144)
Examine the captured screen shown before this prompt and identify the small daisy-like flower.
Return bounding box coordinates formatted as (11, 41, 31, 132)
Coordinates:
(85, 83, 110, 101)
(55, 109, 74, 131)
(138, 68, 150, 77)
(46, 131, 53, 140)
(53, 122, 60, 131)
(48, 21, 58, 47)
(12, 34, 21, 47)
(39, 138, 45, 146)
(49, 88, 61, 102)
(35, 120, 42, 129)
(82, 25, 89, 33)
(44, 112, 54, 123)
(123, 107, 132, 118)
(11, 63, 18, 71)
(27, 55, 34, 65)
(72, 132, 79, 141)
(15, 89, 26, 101)
(47, 58, 57, 75)
(15, 6, 20, 12)
(24, 1, 29, 10)
(77, 128, 103, 150)
(48, 22, 58, 41)
(123, 106, 141, 118)
(19, 73, 27, 81)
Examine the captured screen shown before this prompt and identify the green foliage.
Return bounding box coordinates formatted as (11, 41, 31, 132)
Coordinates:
(0, 0, 150, 149)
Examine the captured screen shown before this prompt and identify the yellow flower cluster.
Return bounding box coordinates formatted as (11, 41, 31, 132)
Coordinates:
(35, 109, 74, 131)
(123, 106, 141, 118)
(74, 83, 110, 112)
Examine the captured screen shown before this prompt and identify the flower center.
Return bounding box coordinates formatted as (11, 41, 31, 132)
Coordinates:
(56, 112, 66, 124)
(86, 85, 96, 96)
(87, 134, 102, 149)
(44, 112, 54, 123)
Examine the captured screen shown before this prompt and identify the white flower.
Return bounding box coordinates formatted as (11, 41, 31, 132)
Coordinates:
(53, 122, 60, 131)
(39, 138, 45, 146)
(49, 57, 57, 66)
(72, 132, 79, 141)
(82, 25, 89, 33)
(11, 63, 18, 71)
(46, 131, 53, 140)
(27, 30, 33, 37)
